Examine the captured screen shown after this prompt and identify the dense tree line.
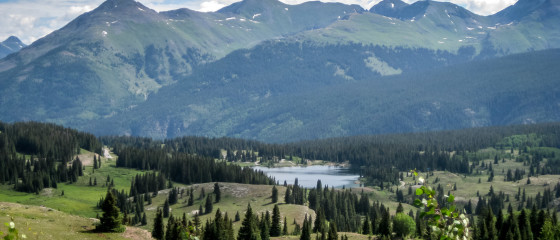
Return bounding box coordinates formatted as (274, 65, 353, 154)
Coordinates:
(0, 121, 102, 193)
(104, 122, 560, 187)
(114, 146, 274, 186)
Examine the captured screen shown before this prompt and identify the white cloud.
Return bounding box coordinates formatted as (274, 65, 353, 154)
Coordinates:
(0, 0, 106, 44)
(0, 0, 516, 45)
(198, 1, 229, 12)
(69, 5, 95, 14)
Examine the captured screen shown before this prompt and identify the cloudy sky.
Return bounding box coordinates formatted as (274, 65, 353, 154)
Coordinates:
(0, 0, 517, 44)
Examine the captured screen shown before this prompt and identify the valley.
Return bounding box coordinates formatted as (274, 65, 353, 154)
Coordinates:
(1, 121, 560, 239)
(1, 0, 560, 239)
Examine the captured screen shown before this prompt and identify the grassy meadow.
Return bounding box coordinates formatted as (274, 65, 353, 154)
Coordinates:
(1, 144, 560, 239)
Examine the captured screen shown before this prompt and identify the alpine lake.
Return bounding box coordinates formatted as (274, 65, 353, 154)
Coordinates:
(252, 165, 360, 188)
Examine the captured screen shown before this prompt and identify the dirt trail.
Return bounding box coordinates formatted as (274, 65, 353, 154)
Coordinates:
(103, 147, 113, 159)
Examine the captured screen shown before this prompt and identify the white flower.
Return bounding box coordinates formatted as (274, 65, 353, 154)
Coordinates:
(418, 177, 425, 184)
(21, 234, 27, 239)
(9, 222, 15, 229)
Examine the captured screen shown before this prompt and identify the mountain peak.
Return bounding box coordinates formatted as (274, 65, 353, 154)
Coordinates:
(95, 0, 153, 13)
(218, 0, 287, 14)
(5, 36, 23, 43)
(0, 36, 26, 59)
(492, 0, 559, 23)
(372, 0, 480, 21)
(370, 0, 409, 17)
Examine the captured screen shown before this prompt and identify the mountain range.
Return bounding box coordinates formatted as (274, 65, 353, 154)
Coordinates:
(0, 0, 559, 142)
(0, 36, 26, 59)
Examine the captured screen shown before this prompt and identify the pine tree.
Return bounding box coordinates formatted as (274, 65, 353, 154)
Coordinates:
(163, 199, 170, 218)
(260, 214, 270, 240)
(168, 187, 178, 205)
(205, 195, 213, 214)
(235, 211, 241, 222)
(214, 183, 221, 203)
(194, 213, 201, 235)
(238, 204, 261, 240)
(540, 219, 555, 240)
(184, 191, 193, 206)
(152, 208, 164, 240)
(378, 209, 391, 236)
(327, 221, 337, 240)
(165, 214, 175, 240)
(285, 186, 292, 204)
(362, 215, 371, 235)
(199, 188, 206, 200)
(272, 185, 278, 203)
(396, 202, 404, 213)
(271, 204, 281, 236)
(96, 190, 123, 232)
(141, 212, 147, 226)
(300, 215, 311, 240)
(283, 216, 288, 235)
(518, 209, 533, 240)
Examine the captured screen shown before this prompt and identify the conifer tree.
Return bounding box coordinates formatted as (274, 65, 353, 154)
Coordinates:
(285, 187, 292, 204)
(205, 195, 213, 214)
(152, 209, 164, 240)
(163, 199, 170, 218)
(97, 190, 123, 232)
(271, 204, 281, 236)
(141, 212, 147, 226)
(165, 214, 175, 240)
(518, 209, 533, 240)
(188, 191, 194, 206)
(378, 209, 391, 237)
(260, 215, 270, 240)
(168, 187, 178, 205)
(300, 215, 311, 240)
(238, 204, 261, 240)
(362, 215, 371, 235)
(214, 183, 221, 203)
(194, 213, 201, 235)
(272, 185, 278, 203)
(199, 188, 206, 200)
(540, 218, 554, 240)
(283, 216, 288, 235)
(93, 155, 98, 169)
(396, 202, 404, 213)
(327, 221, 337, 240)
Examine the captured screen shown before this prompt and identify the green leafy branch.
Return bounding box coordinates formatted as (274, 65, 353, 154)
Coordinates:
(412, 170, 470, 240)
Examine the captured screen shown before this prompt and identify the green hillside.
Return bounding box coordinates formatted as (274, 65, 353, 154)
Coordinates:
(0, 0, 559, 141)
(0, 202, 153, 240)
(0, 0, 360, 128)
(89, 46, 560, 142)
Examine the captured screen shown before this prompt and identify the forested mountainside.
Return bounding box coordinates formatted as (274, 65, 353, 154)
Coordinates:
(90, 48, 560, 142)
(0, 0, 559, 142)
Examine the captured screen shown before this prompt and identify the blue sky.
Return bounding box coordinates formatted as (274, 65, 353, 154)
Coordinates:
(0, 0, 517, 44)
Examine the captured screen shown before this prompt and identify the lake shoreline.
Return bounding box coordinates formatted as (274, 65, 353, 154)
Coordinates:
(251, 164, 360, 189)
